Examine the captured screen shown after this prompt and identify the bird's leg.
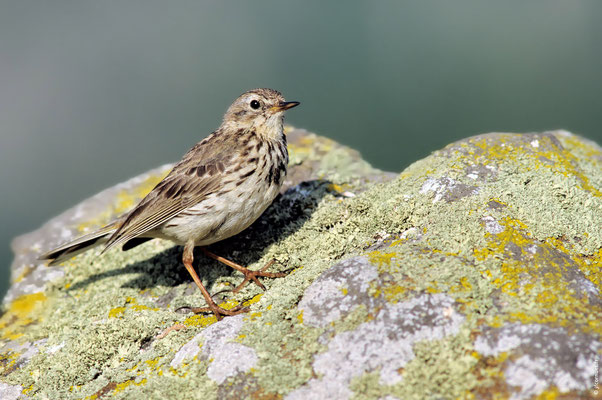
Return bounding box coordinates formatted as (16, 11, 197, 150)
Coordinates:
(181, 241, 248, 320)
(200, 247, 287, 293)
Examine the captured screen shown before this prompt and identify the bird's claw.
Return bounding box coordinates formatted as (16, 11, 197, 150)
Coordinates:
(176, 303, 250, 320)
(233, 259, 287, 293)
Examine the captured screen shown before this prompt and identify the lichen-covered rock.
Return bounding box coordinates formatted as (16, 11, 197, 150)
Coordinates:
(1, 128, 600, 399)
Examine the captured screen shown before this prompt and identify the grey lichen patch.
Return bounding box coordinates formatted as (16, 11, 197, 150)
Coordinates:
(464, 163, 498, 182)
(348, 326, 479, 400)
(0, 382, 22, 400)
(171, 315, 257, 384)
(287, 294, 465, 400)
(475, 324, 600, 399)
(2, 267, 64, 305)
(170, 332, 203, 369)
(0, 338, 46, 376)
(419, 176, 480, 203)
(298, 256, 382, 327)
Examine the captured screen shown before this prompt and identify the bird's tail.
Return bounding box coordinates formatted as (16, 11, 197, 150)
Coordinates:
(39, 222, 118, 266)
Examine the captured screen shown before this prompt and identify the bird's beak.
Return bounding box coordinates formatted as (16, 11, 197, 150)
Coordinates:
(270, 101, 300, 113)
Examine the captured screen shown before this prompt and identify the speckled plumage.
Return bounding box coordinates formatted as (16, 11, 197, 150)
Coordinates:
(40, 88, 299, 319)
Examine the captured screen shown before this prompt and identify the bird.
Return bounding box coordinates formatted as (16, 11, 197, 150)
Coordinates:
(39, 88, 300, 320)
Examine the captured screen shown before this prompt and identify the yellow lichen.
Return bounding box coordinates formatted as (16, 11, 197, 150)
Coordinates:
(247, 312, 263, 320)
(106, 356, 166, 396)
(144, 358, 160, 368)
(425, 286, 440, 294)
(108, 307, 126, 318)
(131, 305, 159, 312)
(367, 250, 395, 267)
(22, 384, 34, 395)
(472, 212, 602, 334)
(108, 298, 158, 318)
(558, 133, 602, 158)
(328, 183, 344, 193)
(218, 299, 240, 310)
(535, 387, 561, 400)
(0, 352, 19, 376)
(0, 292, 48, 340)
(381, 284, 407, 302)
(460, 134, 601, 197)
(243, 294, 263, 306)
(112, 378, 148, 394)
(182, 314, 217, 328)
(450, 277, 473, 294)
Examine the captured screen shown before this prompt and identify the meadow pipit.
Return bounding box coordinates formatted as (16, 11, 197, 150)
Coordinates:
(40, 88, 300, 320)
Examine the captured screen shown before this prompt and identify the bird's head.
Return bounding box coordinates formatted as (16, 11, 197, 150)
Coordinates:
(221, 88, 299, 138)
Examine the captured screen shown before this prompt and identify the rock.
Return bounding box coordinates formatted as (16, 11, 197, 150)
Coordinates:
(1, 128, 600, 399)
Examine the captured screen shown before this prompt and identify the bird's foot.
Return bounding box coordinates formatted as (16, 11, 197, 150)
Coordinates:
(233, 259, 287, 293)
(200, 248, 288, 293)
(177, 303, 249, 321)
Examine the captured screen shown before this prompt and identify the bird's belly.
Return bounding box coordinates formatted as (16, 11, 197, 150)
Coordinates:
(158, 175, 281, 246)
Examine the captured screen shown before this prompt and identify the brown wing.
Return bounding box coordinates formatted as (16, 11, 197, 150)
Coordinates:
(103, 131, 237, 251)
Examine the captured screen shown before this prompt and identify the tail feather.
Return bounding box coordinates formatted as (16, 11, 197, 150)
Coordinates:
(39, 223, 118, 266)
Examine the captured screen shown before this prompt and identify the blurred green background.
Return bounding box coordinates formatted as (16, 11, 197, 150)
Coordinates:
(1, 1, 601, 299)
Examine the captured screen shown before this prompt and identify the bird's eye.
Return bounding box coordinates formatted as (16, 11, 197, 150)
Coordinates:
(250, 100, 261, 109)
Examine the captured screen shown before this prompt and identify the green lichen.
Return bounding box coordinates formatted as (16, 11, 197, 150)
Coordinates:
(1, 130, 600, 398)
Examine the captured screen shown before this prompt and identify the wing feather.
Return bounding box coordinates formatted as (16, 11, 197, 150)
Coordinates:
(103, 131, 240, 251)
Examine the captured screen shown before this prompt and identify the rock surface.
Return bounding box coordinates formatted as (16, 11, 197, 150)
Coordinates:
(1, 128, 601, 399)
